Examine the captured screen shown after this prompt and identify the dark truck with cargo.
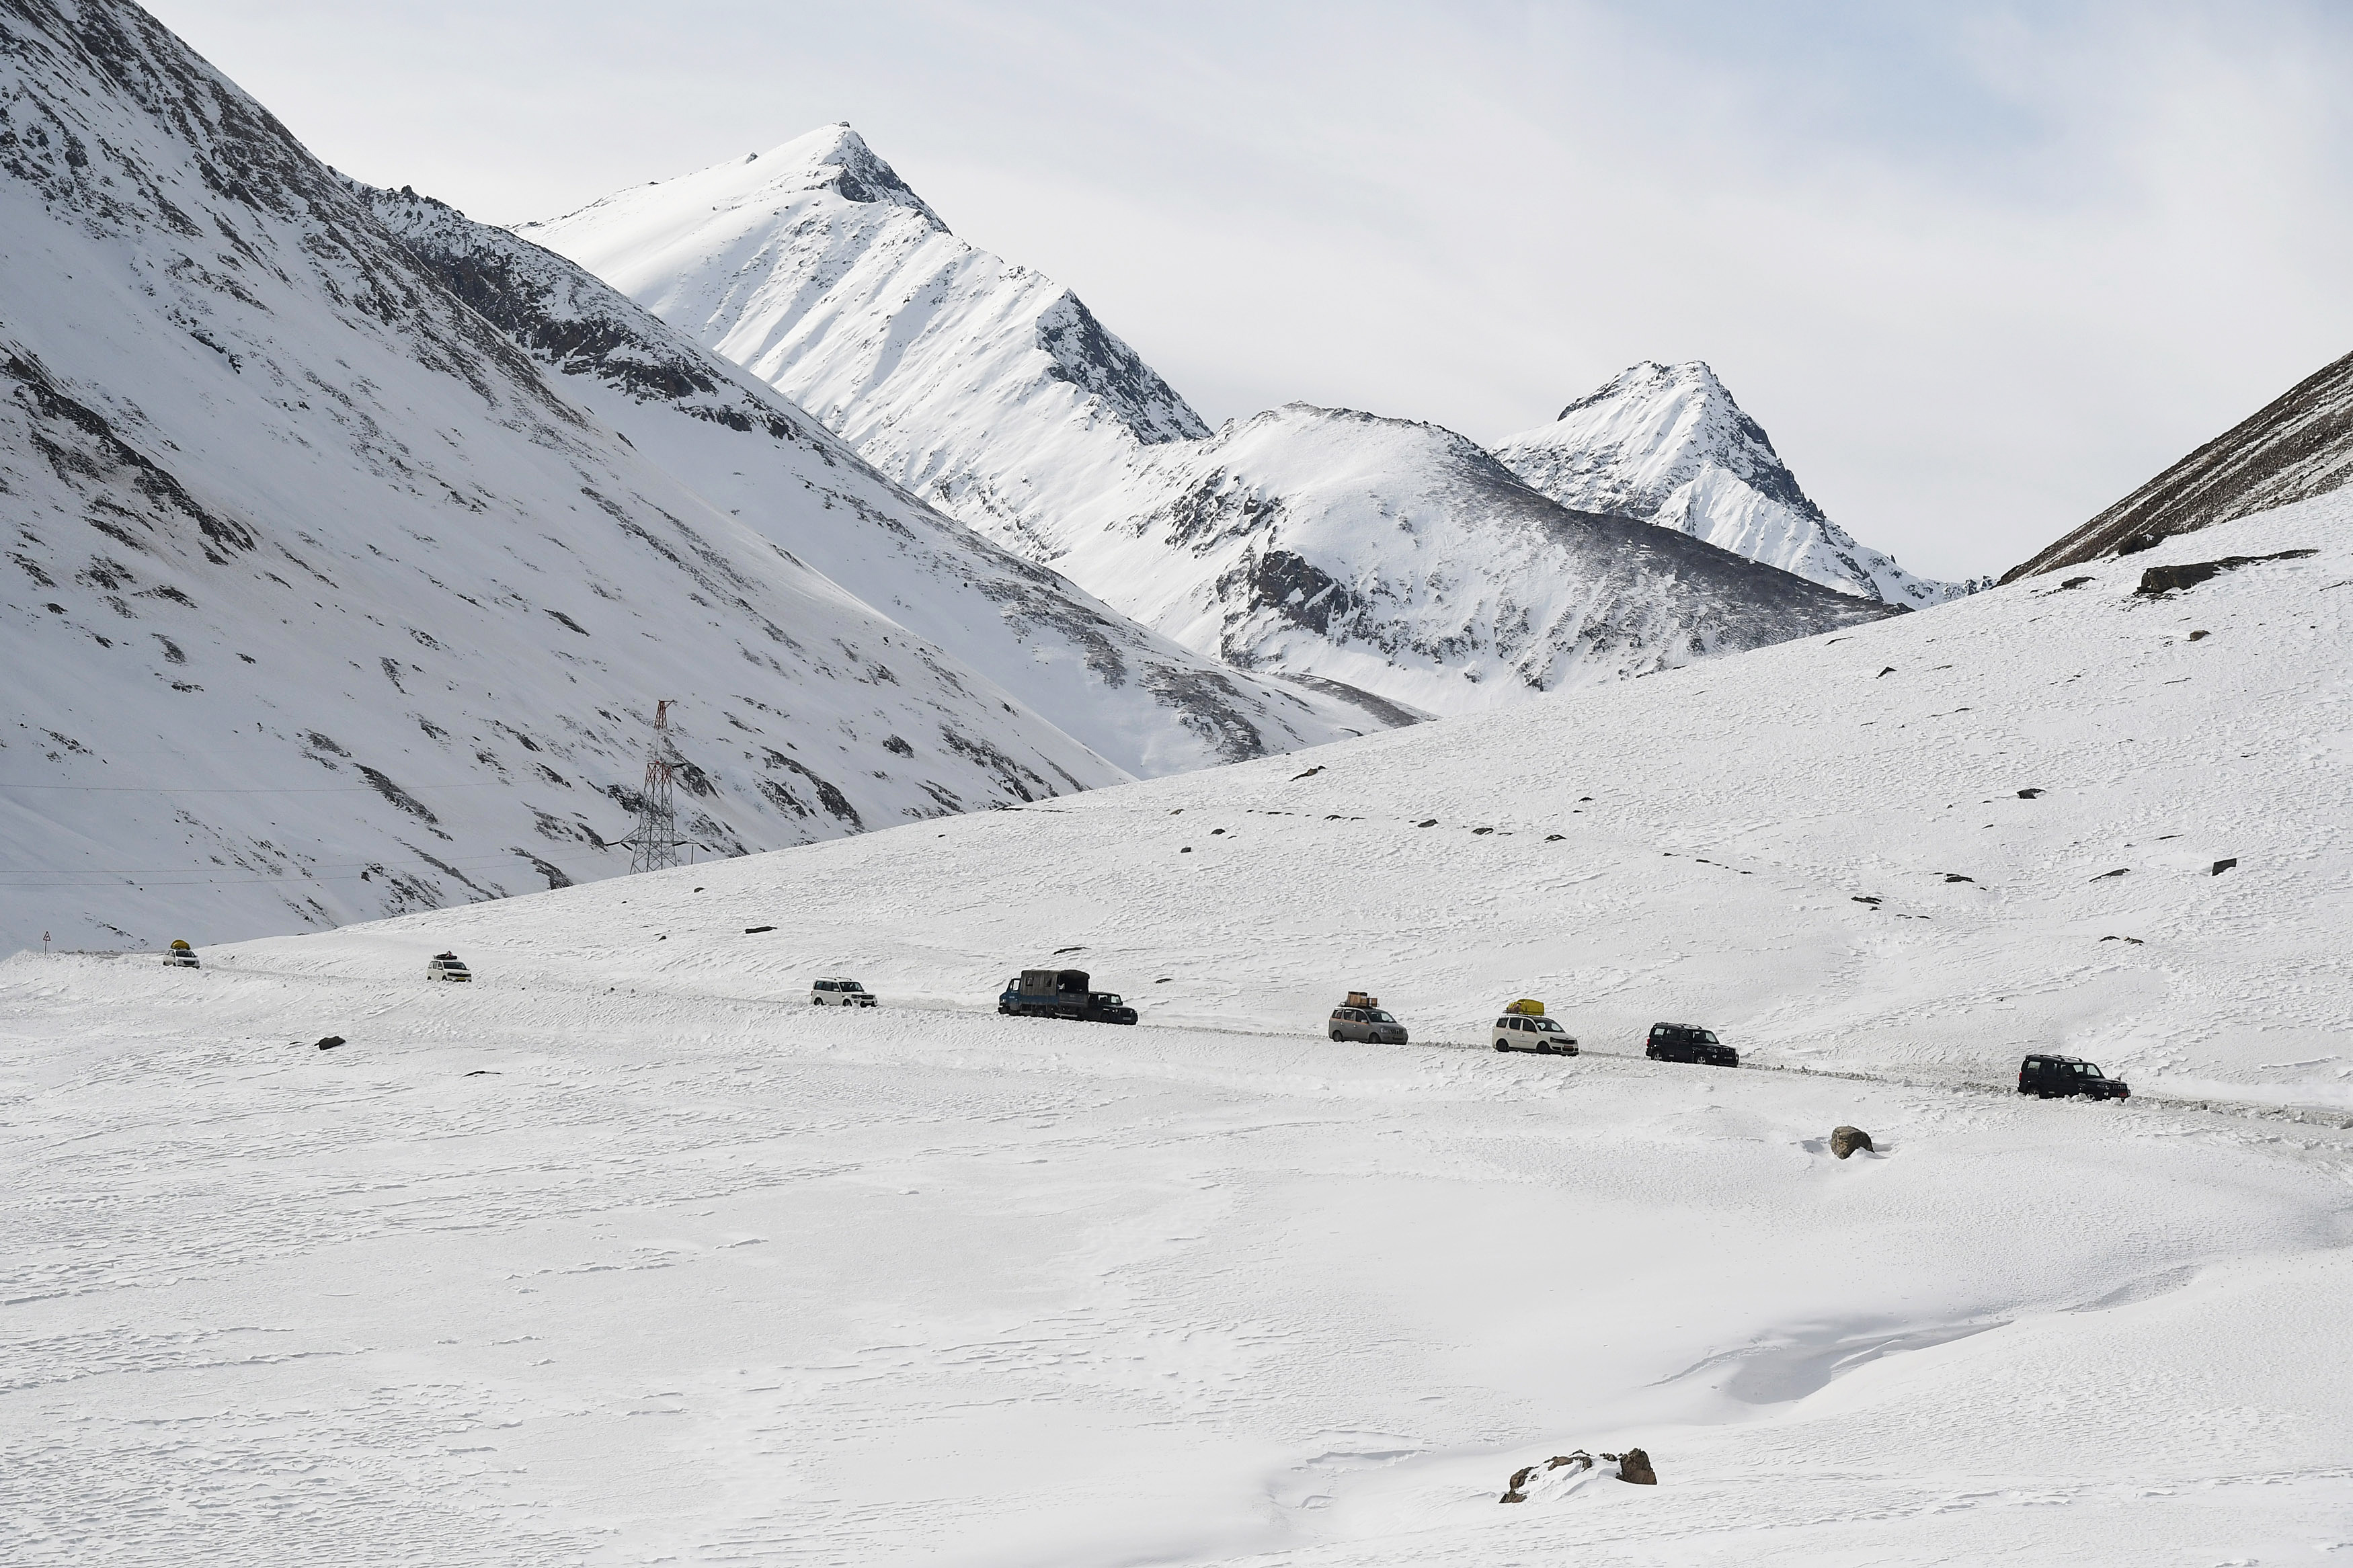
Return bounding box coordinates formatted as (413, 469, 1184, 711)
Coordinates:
(998, 968, 1138, 1025)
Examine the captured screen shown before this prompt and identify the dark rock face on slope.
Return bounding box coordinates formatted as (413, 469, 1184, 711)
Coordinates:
(2004, 348, 2353, 581)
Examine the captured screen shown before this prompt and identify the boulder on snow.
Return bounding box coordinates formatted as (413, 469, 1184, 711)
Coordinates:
(1499, 1452, 1595, 1503)
(2135, 549, 2316, 596)
(1617, 1448, 1657, 1485)
(1831, 1125, 1874, 1159)
(2212, 858, 2238, 875)
(315, 1035, 346, 1051)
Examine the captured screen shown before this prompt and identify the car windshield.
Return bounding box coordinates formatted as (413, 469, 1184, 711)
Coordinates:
(2075, 1063, 2102, 1075)
(1696, 1030, 1718, 1044)
(1365, 1009, 1395, 1023)
(1535, 1018, 1562, 1032)
(843, 982, 865, 992)
(1096, 995, 1122, 1007)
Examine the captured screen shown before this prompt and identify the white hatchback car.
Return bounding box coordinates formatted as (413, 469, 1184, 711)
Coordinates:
(1492, 1014, 1578, 1055)
(810, 978, 877, 1007)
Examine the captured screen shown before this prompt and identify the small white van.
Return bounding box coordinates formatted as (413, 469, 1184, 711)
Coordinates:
(810, 978, 877, 1007)
(1492, 1014, 1577, 1055)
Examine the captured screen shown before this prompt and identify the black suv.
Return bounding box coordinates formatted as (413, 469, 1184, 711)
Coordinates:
(1646, 1023, 1737, 1067)
(2018, 1054, 2129, 1100)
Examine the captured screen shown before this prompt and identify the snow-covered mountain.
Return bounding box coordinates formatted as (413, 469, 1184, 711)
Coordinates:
(1023, 403, 1896, 716)
(0, 0, 1154, 953)
(1493, 360, 1975, 606)
(517, 124, 1201, 559)
(2005, 345, 2353, 580)
(526, 130, 1898, 714)
(361, 183, 1415, 770)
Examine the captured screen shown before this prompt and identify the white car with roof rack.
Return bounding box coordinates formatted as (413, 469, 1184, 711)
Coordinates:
(810, 978, 877, 1007)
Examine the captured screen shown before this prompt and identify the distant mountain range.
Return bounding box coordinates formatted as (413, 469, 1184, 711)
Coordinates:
(22, 5, 2346, 954)
(524, 126, 1915, 715)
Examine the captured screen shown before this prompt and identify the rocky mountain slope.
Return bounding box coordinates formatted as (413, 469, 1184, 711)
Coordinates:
(0, 0, 1148, 953)
(362, 183, 1412, 772)
(1493, 360, 1974, 606)
(528, 128, 1903, 714)
(2004, 346, 2353, 581)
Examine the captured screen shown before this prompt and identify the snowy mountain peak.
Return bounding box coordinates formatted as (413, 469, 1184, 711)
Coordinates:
(1497, 360, 1979, 606)
(525, 123, 1207, 493)
(1550, 360, 1808, 515)
(779, 121, 947, 229)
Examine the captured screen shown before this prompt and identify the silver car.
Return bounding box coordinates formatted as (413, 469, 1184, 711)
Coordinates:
(1330, 1005, 1407, 1044)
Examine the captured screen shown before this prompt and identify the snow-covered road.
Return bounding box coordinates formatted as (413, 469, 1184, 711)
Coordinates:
(7, 950, 2350, 1565)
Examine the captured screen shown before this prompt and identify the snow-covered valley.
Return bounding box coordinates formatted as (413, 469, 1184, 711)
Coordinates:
(9, 500, 2351, 1563)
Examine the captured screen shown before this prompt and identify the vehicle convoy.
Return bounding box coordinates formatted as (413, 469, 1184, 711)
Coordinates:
(999, 968, 1136, 1024)
(425, 951, 471, 983)
(810, 978, 877, 1007)
(1330, 992, 1407, 1044)
(1646, 1022, 1737, 1067)
(2018, 1053, 2130, 1100)
(162, 939, 199, 969)
(1492, 999, 1577, 1055)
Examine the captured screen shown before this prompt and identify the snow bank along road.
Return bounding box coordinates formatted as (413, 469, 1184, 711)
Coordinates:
(7, 502, 2352, 1562)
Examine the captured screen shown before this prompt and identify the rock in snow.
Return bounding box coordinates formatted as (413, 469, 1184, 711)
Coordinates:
(1493, 360, 1978, 607)
(524, 128, 1904, 716)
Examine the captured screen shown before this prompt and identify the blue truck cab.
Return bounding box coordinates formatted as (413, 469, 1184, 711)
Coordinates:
(998, 967, 1137, 1025)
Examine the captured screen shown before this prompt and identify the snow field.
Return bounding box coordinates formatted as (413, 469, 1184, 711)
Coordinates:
(8, 497, 2353, 1562)
(5, 952, 2350, 1565)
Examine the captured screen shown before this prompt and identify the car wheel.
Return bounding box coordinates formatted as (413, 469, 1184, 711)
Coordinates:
(1331, 1030, 1343, 1041)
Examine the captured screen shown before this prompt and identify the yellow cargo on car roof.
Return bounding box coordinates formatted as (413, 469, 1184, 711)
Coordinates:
(1505, 998, 1544, 1016)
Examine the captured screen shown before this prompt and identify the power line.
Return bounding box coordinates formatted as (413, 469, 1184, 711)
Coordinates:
(0, 847, 571, 878)
(3, 782, 509, 796)
(0, 859, 597, 891)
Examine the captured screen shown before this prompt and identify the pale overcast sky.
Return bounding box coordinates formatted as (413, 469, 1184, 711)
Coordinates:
(147, 1, 2353, 580)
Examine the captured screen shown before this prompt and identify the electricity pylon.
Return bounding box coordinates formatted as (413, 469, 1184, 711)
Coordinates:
(628, 699, 685, 874)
